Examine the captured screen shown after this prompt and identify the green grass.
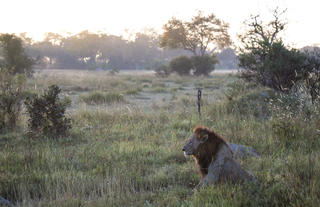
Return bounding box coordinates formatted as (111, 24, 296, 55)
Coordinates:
(80, 91, 125, 104)
(125, 87, 143, 95)
(148, 87, 169, 93)
(1, 70, 320, 206)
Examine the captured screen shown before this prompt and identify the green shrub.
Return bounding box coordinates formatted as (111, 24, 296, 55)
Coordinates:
(239, 41, 308, 92)
(0, 68, 26, 131)
(169, 55, 193, 76)
(224, 80, 276, 119)
(224, 79, 250, 101)
(81, 91, 124, 104)
(225, 92, 272, 119)
(304, 48, 320, 104)
(24, 85, 72, 138)
(155, 64, 170, 78)
(191, 55, 218, 76)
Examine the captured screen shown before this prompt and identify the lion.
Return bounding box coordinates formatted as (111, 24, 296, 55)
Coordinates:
(182, 126, 255, 189)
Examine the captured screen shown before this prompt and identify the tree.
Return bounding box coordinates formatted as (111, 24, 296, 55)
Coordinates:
(160, 11, 231, 56)
(0, 34, 34, 75)
(160, 11, 231, 75)
(238, 9, 310, 93)
(62, 30, 105, 69)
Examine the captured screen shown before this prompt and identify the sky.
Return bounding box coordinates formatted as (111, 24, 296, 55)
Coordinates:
(1, 0, 320, 47)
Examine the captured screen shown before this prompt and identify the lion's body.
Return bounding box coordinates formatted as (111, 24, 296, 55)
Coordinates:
(182, 126, 255, 189)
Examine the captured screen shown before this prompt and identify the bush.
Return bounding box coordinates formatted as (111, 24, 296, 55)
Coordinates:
(0, 68, 26, 131)
(108, 68, 120, 75)
(169, 56, 193, 76)
(226, 88, 276, 119)
(24, 85, 72, 138)
(304, 48, 320, 104)
(191, 55, 218, 76)
(155, 64, 170, 78)
(239, 41, 308, 92)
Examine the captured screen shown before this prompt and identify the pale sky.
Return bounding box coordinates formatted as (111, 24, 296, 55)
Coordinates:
(1, 0, 320, 47)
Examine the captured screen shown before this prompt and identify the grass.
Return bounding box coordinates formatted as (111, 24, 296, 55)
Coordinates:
(125, 87, 143, 95)
(80, 91, 125, 105)
(1, 69, 320, 206)
(148, 87, 169, 93)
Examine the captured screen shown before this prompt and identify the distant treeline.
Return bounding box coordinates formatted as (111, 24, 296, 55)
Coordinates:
(15, 31, 238, 70)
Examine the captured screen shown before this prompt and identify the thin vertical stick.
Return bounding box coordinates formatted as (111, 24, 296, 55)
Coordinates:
(197, 89, 202, 119)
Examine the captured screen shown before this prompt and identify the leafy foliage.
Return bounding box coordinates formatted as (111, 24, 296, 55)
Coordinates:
(0, 68, 26, 131)
(238, 9, 310, 93)
(0, 34, 34, 75)
(240, 41, 308, 92)
(191, 55, 218, 76)
(166, 55, 219, 76)
(169, 55, 193, 76)
(24, 85, 71, 138)
(160, 11, 230, 76)
(160, 11, 231, 56)
(303, 48, 320, 103)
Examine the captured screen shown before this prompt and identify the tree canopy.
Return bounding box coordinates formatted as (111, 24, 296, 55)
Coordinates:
(160, 11, 231, 56)
(0, 34, 34, 74)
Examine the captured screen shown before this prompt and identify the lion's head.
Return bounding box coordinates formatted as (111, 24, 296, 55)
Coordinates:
(182, 127, 209, 158)
(182, 126, 229, 177)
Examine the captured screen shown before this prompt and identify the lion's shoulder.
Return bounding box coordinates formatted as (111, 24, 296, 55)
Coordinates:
(216, 143, 233, 159)
(210, 143, 233, 167)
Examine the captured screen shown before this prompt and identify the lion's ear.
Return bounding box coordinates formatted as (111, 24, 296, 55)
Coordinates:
(199, 134, 208, 143)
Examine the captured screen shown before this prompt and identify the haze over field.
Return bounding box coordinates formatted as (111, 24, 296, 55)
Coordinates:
(1, 0, 320, 47)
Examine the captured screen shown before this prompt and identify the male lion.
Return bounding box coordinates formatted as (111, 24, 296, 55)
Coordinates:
(182, 126, 255, 189)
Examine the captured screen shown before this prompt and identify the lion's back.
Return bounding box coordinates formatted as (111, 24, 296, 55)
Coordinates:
(219, 157, 255, 183)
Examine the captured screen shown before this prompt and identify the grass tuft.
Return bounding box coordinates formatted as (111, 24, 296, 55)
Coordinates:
(80, 91, 124, 104)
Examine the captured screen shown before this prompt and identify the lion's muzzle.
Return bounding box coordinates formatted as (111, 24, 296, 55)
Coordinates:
(183, 151, 191, 158)
(182, 140, 193, 157)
